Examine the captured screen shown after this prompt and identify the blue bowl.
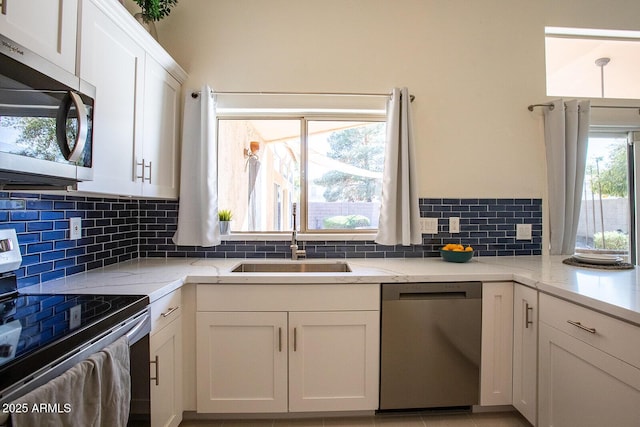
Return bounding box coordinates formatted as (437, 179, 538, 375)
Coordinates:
(440, 249, 473, 263)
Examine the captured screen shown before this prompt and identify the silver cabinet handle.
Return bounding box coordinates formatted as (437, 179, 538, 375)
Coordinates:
(567, 320, 597, 334)
(293, 327, 297, 352)
(150, 355, 159, 386)
(145, 160, 152, 183)
(56, 92, 88, 163)
(161, 306, 179, 318)
(525, 303, 533, 329)
(278, 327, 282, 352)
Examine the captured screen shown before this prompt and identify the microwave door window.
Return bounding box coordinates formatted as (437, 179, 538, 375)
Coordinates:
(0, 88, 81, 165)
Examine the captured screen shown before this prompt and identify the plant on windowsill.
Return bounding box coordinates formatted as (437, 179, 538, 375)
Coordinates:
(218, 209, 233, 235)
(133, 0, 178, 39)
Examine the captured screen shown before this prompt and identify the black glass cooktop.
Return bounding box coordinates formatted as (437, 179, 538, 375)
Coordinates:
(0, 291, 148, 395)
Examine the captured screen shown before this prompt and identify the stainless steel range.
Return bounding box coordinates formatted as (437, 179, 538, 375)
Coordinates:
(0, 229, 151, 426)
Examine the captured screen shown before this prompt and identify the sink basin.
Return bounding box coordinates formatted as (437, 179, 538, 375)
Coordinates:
(231, 261, 352, 273)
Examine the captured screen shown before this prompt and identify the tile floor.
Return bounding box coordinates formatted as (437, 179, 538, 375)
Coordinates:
(179, 411, 532, 427)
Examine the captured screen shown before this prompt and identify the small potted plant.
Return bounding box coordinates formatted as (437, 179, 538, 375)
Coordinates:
(218, 209, 233, 235)
(133, 0, 178, 39)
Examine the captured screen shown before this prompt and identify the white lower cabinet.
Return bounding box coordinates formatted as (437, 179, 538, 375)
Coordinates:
(538, 293, 640, 427)
(288, 311, 379, 412)
(196, 311, 288, 413)
(150, 291, 183, 427)
(480, 282, 513, 406)
(195, 284, 380, 414)
(512, 283, 537, 425)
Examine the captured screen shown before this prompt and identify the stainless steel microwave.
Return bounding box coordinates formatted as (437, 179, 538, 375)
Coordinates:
(0, 34, 94, 188)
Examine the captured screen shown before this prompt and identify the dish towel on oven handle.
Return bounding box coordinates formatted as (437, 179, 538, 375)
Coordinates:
(10, 336, 131, 427)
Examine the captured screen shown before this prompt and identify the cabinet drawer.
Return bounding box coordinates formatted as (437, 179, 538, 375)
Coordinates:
(196, 284, 380, 312)
(539, 293, 640, 368)
(151, 289, 182, 333)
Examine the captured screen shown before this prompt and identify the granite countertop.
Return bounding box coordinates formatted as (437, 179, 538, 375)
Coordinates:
(19, 255, 640, 326)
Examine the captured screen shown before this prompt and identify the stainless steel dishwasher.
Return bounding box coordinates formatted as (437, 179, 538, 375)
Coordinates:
(379, 282, 482, 411)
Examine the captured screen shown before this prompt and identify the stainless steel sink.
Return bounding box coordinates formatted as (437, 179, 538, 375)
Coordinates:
(231, 261, 352, 273)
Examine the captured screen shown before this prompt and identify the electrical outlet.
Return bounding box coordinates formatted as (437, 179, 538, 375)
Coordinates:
(69, 305, 81, 330)
(420, 218, 439, 234)
(69, 217, 82, 240)
(516, 223, 532, 240)
(449, 217, 460, 234)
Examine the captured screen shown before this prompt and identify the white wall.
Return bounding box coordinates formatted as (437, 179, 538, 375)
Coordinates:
(148, 0, 640, 198)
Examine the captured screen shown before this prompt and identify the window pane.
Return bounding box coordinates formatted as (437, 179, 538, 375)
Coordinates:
(217, 119, 300, 232)
(307, 120, 386, 230)
(576, 135, 630, 258)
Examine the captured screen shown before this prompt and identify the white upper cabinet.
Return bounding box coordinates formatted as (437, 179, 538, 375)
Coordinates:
(0, 0, 78, 73)
(139, 55, 181, 198)
(77, 0, 145, 196)
(76, 0, 186, 198)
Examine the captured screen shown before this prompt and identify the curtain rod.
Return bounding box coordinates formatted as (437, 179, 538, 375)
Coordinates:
(191, 90, 415, 102)
(528, 103, 640, 114)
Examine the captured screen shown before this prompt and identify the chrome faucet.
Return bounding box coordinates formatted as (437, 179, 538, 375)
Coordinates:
(290, 203, 306, 260)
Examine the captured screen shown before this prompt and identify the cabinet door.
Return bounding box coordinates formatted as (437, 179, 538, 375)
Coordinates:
(538, 322, 640, 427)
(512, 284, 537, 425)
(77, 1, 144, 196)
(0, 0, 77, 73)
(150, 316, 183, 427)
(196, 312, 288, 413)
(288, 311, 379, 412)
(480, 282, 513, 406)
(140, 56, 181, 199)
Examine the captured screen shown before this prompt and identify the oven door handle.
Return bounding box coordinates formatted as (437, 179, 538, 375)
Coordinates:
(126, 313, 150, 345)
(56, 91, 88, 163)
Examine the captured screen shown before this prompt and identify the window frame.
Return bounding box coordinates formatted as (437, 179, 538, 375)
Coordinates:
(216, 112, 387, 237)
(575, 128, 638, 264)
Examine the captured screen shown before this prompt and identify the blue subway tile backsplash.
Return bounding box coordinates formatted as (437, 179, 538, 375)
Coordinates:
(137, 198, 541, 259)
(0, 192, 139, 289)
(1, 193, 542, 288)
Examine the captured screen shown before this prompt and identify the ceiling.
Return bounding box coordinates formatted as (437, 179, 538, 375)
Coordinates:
(546, 36, 640, 99)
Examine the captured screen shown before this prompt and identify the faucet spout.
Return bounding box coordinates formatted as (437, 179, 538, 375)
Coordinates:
(290, 203, 306, 260)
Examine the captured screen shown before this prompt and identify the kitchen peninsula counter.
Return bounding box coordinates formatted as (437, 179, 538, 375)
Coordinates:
(20, 256, 640, 326)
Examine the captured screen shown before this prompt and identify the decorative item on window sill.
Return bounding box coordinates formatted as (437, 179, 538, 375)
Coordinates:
(218, 209, 233, 235)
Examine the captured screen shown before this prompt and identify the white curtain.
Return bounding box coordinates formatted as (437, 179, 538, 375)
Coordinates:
(375, 87, 421, 246)
(172, 85, 221, 247)
(544, 99, 591, 255)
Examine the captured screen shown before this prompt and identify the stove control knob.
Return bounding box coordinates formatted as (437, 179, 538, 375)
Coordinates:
(0, 238, 13, 253)
(0, 344, 14, 357)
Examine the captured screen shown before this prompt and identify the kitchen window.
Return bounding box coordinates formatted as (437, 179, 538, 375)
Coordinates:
(575, 131, 635, 262)
(217, 116, 386, 234)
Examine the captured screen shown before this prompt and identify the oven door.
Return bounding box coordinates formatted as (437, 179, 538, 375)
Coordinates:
(0, 308, 151, 427)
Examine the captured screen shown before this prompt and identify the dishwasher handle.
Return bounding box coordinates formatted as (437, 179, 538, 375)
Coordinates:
(382, 282, 482, 301)
(399, 291, 468, 300)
